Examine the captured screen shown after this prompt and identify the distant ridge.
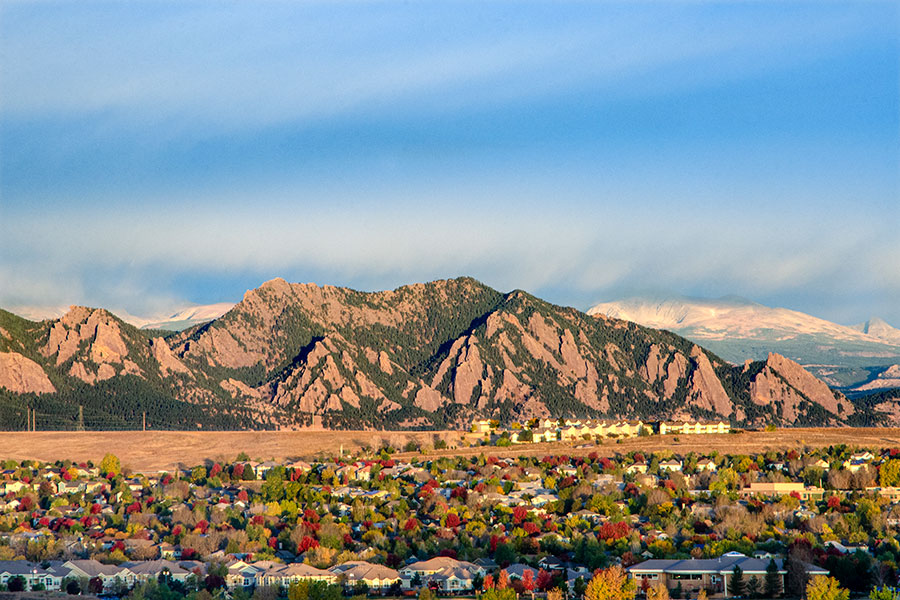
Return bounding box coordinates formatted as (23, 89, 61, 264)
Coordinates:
(588, 295, 900, 391)
(9, 303, 234, 332)
(851, 317, 900, 346)
(138, 303, 234, 331)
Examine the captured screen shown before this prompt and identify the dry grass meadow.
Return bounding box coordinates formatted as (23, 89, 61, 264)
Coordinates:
(3, 428, 900, 472)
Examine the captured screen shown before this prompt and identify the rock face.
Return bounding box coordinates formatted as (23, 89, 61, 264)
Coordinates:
(748, 353, 854, 424)
(0, 279, 861, 429)
(0, 351, 55, 394)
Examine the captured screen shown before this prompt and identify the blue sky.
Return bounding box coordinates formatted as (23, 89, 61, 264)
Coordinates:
(1, 1, 898, 325)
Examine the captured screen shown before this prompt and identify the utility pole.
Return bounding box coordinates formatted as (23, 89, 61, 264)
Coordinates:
(77, 406, 84, 432)
(142, 412, 146, 432)
(26, 407, 30, 432)
(32, 409, 36, 432)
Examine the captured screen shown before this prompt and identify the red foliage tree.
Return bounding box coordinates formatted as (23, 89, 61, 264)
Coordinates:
(450, 486, 468, 501)
(522, 569, 535, 591)
(598, 521, 630, 541)
(535, 570, 553, 591)
(497, 570, 510, 590)
(513, 506, 528, 524)
(298, 535, 319, 552)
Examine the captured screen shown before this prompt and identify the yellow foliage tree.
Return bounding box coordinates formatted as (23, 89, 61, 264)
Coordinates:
(585, 566, 637, 600)
(807, 577, 849, 600)
(646, 582, 669, 600)
(100, 453, 120, 476)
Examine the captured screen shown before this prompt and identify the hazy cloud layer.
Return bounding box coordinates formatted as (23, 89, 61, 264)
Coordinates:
(2, 199, 897, 325)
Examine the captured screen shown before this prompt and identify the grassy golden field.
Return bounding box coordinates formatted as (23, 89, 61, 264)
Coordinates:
(3, 428, 900, 472)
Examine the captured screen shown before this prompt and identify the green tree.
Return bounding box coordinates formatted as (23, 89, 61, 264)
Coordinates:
(730, 566, 746, 598)
(484, 590, 516, 600)
(764, 559, 783, 598)
(806, 577, 849, 600)
(746, 576, 760, 598)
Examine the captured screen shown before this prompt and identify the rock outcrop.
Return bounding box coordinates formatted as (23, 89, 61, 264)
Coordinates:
(0, 351, 55, 394)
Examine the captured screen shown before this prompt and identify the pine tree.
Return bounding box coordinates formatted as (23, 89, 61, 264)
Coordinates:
(747, 576, 760, 598)
(730, 566, 746, 598)
(765, 559, 783, 598)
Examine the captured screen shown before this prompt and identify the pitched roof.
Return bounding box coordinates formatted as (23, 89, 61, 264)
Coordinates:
(627, 555, 826, 576)
(331, 561, 400, 581)
(64, 559, 129, 578)
(121, 560, 188, 576)
(0, 561, 52, 577)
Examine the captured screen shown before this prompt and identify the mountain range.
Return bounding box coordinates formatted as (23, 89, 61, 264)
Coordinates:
(0, 277, 895, 431)
(588, 296, 900, 393)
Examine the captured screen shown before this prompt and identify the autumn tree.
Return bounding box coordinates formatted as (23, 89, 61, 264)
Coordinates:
(100, 453, 120, 477)
(880, 460, 900, 487)
(419, 587, 435, 600)
(522, 570, 535, 595)
(646, 582, 669, 600)
(497, 570, 510, 590)
(585, 566, 637, 600)
(870, 588, 900, 600)
(807, 577, 849, 600)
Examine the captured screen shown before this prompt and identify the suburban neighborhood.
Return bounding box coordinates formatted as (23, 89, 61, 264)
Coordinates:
(0, 423, 898, 599)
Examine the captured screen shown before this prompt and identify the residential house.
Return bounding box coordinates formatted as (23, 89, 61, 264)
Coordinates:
(225, 560, 264, 589)
(625, 462, 648, 475)
(743, 482, 824, 501)
(331, 561, 400, 592)
(626, 552, 825, 598)
(262, 563, 337, 587)
(122, 560, 190, 584)
(696, 459, 717, 472)
(62, 560, 135, 592)
(660, 459, 683, 473)
(0, 561, 61, 591)
(399, 557, 485, 592)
